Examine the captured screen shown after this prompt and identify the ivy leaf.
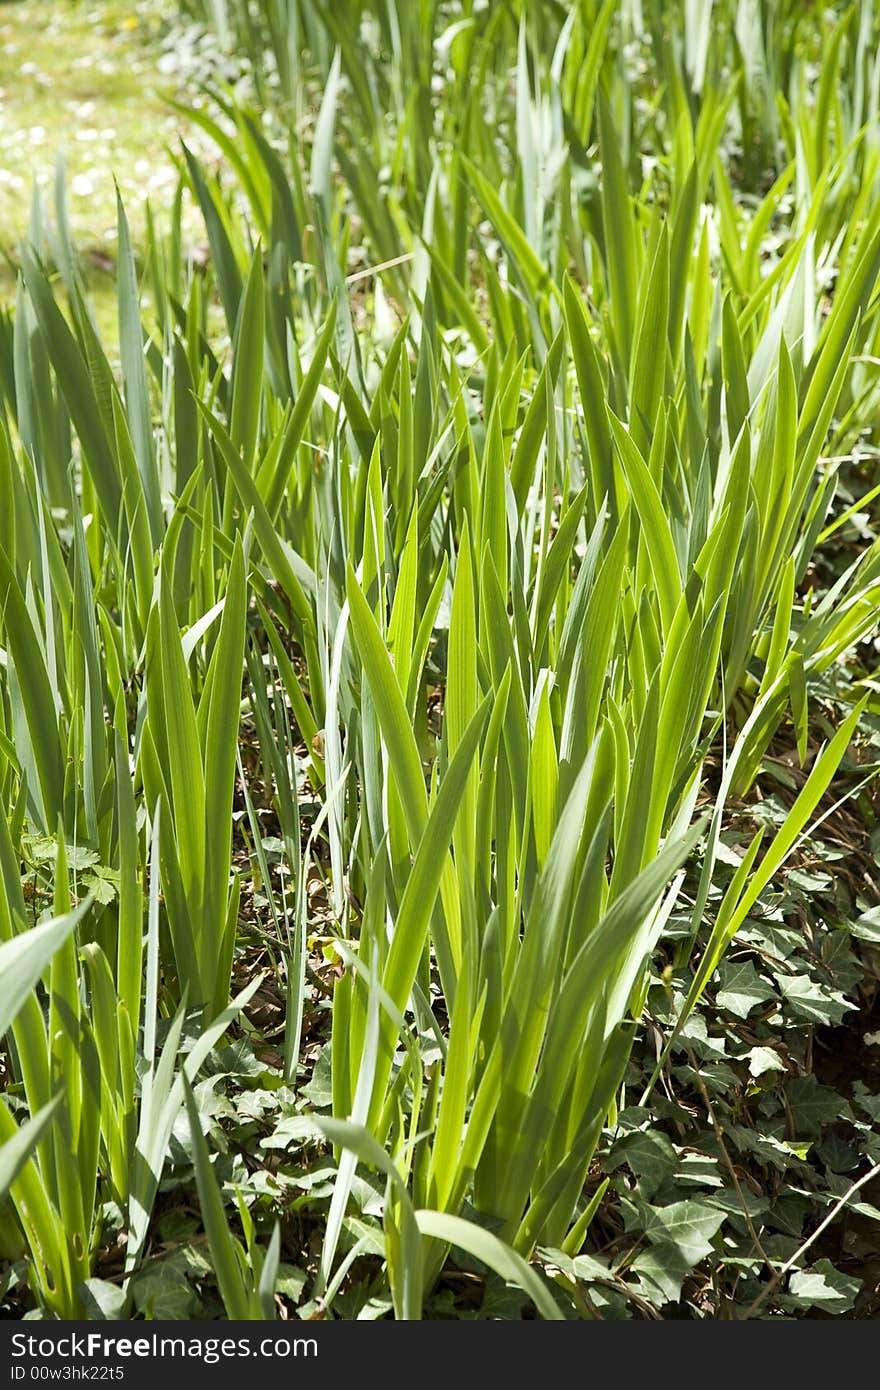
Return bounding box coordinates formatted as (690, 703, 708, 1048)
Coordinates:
(787, 868, 832, 893)
(299, 1043, 333, 1109)
(747, 1046, 786, 1078)
(78, 1278, 127, 1320)
(775, 973, 854, 1026)
(129, 1263, 200, 1319)
(786, 1260, 860, 1312)
(630, 1245, 692, 1305)
(740, 918, 802, 960)
(786, 1076, 850, 1136)
(260, 1115, 325, 1150)
(782, 1140, 813, 1161)
(704, 1184, 767, 1219)
(715, 960, 776, 1018)
(851, 906, 880, 944)
(607, 1129, 679, 1200)
(727, 1122, 809, 1171)
(675, 1154, 725, 1190)
(817, 1132, 860, 1174)
(852, 1083, 880, 1123)
(638, 1199, 726, 1265)
(676, 1010, 728, 1058)
(275, 1263, 308, 1302)
(626, 1200, 726, 1306)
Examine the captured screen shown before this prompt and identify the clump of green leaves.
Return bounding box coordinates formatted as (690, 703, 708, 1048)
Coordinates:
(1, 0, 879, 1320)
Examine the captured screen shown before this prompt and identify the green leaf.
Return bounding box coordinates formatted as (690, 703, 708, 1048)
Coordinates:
(346, 564, 428, 845)
(785, 1076, 850, 1136)
(230, 244, 266, 468)
(0, 548, 65, 829)
(78, 1278, 128, 1321)
(461, 154, 561, 316)
(747, 1046, 786, 1079)
(116, 189, 162, 542)
(564, 276, 614, 516)
(414, 1211, 563, 1320)
(638, 1198, 726, 1266)
(21, 248, 122, 528)
(607, 1129, 678, 1202)
(787, 1261, 860, 1313)
(629, 223, 669, 458)
(598, 91, 637, 357)
(0, 906, 86, 1040)
(607, 412, 680, 639)
(181, 143, 244, 333)
(776, 974, 854, 1027)
(0, 1097, 61, 1204)
(715, 960, 777, 1019)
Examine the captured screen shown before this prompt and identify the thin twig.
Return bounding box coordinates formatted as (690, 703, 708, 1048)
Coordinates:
(345, 252, 415, 285)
